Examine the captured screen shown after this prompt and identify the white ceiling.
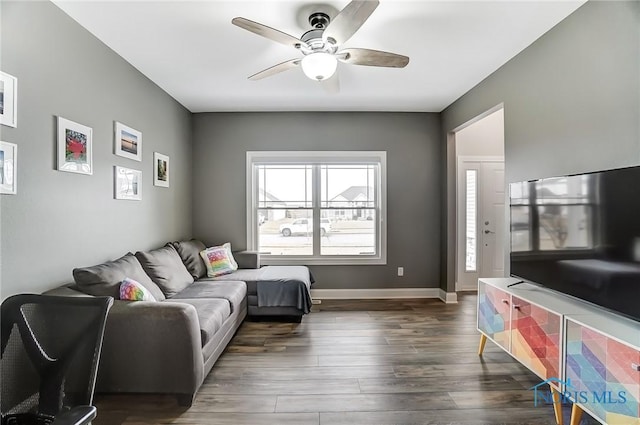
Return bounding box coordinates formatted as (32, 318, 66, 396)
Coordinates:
(52, 0, 585, 113)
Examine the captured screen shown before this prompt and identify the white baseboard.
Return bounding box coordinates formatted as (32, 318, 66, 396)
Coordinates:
(439, 289, 458, 304)
(311, 288, 441, 300)
(455, 282, 478, 292)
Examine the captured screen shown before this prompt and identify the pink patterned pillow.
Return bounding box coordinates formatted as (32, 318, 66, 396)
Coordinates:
(119, 277, 157, 301)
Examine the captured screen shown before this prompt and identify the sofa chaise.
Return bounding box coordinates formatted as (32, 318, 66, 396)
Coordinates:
(45, 239, 312, 406)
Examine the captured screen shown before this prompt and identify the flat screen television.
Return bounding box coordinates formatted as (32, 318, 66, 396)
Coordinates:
(509, 165, 640, 322)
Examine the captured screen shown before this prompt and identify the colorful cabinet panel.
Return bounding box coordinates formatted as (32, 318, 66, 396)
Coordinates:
(511, 296, 561, 382)
(477, 280, 511, 351)
(565, 319, 640, 425)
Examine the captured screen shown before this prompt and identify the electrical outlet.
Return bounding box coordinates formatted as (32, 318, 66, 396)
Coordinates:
(398, 267, 404, 277)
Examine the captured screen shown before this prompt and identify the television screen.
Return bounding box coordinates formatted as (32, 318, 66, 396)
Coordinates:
(510, 165, 640, 322)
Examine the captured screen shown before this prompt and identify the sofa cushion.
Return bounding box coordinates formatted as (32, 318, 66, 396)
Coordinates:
(171, 239, 207, 279)
(172, 281, 246, 314)
(172, 298, 231, 346)
(202, 269, 264, 296)
(203, 266, 312, 313)
(73, 253, 166, 301)
(135, 245, 194, 297)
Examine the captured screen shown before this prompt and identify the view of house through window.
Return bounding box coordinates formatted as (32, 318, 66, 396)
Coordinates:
(248, 152, 386, 264)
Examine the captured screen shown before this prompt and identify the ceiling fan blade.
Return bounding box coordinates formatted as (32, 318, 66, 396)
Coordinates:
(232, 17, 309, 50)
(248, 58, 301, 81)
(322, 0, 380, 46)
(320, 73, 340, 94)
(338, 48, 409, 68)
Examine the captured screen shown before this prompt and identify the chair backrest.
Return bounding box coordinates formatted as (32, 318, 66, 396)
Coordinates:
(1, 294, 113, 419)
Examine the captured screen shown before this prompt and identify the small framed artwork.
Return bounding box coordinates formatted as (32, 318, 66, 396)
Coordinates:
(0, 141, 17, 195)
(114, 122, 142, 161)
(57, 116, 92, 175)
(114, 166, 142, 200)
(153, 152, 169, 187)
(0, 72, 18, 128)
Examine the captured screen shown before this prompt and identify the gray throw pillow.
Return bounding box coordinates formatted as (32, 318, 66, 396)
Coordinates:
(73, 253, 166, 301)
(135, 245, 194, 297)
(171, 239, 207, 279)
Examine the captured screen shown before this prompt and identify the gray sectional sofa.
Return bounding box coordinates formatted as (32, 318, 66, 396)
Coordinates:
(45, 239, 312, 406)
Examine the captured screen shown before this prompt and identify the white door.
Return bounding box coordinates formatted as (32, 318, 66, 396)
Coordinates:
(480, 161, 505, 279)
(456, 157, 505, 291)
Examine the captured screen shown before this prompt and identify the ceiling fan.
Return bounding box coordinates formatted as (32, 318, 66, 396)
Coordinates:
(232, 0, 409, 91)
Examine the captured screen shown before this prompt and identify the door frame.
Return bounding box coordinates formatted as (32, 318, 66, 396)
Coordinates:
(455, 156, 505, 291)
(445, 103, 505, 296)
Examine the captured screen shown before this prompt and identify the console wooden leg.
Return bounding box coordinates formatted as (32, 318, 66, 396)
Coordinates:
(570, 403, 583, 425)
(478, 334, 487, 356)
(551, 387, 563, 425)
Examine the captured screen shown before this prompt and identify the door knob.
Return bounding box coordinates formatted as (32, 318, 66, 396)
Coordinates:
(484, 230, 495, 234)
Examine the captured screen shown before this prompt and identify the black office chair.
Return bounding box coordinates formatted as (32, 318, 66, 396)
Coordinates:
(1, 294, 113, 425)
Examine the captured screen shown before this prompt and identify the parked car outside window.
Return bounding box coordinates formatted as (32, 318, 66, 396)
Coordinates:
(279, 219, 331, 236)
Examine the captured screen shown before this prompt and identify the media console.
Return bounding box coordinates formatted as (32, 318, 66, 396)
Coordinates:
(477, 278, 639, 425)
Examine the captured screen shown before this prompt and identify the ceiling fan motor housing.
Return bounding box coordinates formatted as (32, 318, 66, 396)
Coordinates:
(309, 12, 330, 29)
(300, 12, 337, 55)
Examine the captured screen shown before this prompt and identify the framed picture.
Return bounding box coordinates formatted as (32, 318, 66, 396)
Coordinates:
(57, 116, 92, 175)
(0, 72, 17, 128)
(153, 152, 169, 187)
(0, 141, 17, 194)
(114, 122, 142, 161)
(114, 166, 142, 200)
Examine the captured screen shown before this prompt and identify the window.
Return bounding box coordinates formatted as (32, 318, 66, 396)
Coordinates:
(247, 151, 386, 265)
(465, 169, 477, 272)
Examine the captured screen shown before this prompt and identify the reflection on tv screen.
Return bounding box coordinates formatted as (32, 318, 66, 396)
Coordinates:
(510, 166, 640, 322)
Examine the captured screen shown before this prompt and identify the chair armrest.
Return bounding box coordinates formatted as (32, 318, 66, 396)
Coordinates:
(51, 405, 96, 425)
(234, 250, 260, 269)
(96, 301, 204, 395)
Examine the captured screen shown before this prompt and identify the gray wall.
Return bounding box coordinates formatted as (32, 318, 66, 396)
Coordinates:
(192, 112, 441, 289)
(440, 1, 640, 291)
(0, 1, 193, 298)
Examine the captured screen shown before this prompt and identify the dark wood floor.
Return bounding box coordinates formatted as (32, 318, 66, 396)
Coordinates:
(94, 294, 599, 424)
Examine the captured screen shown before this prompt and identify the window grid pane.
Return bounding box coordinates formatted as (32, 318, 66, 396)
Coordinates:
(321, 209, 376, 256)
(257, 165, 312, 208)
(321, 164, 377, 208)
(257, 209, 313, 256)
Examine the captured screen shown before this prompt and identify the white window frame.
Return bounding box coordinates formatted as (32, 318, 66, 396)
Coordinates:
(246, 151, 387, 265)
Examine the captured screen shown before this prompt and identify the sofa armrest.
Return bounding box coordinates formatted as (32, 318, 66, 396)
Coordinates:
(234, 250, 260, 269)
(96, 300, 204, 395)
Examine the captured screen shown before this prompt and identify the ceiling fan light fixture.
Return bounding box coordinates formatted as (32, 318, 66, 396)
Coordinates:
(301, 52, 337, 81)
